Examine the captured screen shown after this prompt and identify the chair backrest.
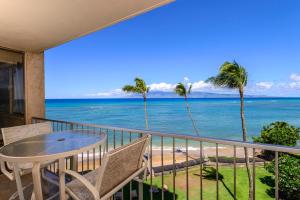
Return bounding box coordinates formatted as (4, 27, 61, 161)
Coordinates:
(1, 122, 53, 145)
(96, 135, 150, 197)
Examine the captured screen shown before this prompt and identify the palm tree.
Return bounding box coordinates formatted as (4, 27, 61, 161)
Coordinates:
(206, 61, 253, 200)
(122, 77, 150, 130)
(174, 82, 199, 136)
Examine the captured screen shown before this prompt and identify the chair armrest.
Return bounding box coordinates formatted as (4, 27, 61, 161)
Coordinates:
(133, 165, 148, 182)
(65, 170, 100, 200)
(0, 159, 56, 181)
(0, 160, 13, 180)
(143, 156, 147, 162)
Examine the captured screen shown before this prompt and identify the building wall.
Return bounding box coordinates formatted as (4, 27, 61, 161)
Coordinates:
(24, 52, 45, 124)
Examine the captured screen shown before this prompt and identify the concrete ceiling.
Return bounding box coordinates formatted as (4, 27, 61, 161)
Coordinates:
(0, 0, 173, 52)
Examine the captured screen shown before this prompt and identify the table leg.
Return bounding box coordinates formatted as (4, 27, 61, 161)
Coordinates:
(32, 162, 43, 200)
(13, 163, 25, 200)
(31, 192, 35, 200)
(59, 158, 66, 200)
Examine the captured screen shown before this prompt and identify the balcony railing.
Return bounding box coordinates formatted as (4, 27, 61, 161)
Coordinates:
(32, 117, 300, 200)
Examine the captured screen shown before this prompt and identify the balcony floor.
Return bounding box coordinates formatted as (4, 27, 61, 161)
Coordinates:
(0, 171, 59, 200)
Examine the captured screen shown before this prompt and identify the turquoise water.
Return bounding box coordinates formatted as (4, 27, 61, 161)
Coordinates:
(46, 98, 300, 141)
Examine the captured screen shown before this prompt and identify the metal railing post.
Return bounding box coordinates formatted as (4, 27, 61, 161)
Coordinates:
(30, 117, 300, 200)
(275, 151, 279, 200)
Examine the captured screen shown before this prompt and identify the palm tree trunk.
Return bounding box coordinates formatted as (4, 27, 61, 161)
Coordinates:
(184, 97, 199, 136)
(239, 87, 253, 200)
(143, 97, 149, 130)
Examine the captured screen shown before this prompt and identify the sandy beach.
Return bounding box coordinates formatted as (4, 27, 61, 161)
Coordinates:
(150, 147, 257, 166)
(73, 146, 259, 172)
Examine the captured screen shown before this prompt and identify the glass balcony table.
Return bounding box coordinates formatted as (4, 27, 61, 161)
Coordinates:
(0, 130, 107, 200)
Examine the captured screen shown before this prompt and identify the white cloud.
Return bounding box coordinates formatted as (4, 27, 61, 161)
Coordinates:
(289, 82, 300, 89)
(85, 73, 300, 98)
(255, 82, 274, 89)
(87, 79, 214, 97)
(290, 73, 300, 82)
(148, 79, 213, 92)
(191, 80, 212, 91)
(288, 73, 300, 90)
(148, 82, 176, 92)
(87, 89, 125, 97)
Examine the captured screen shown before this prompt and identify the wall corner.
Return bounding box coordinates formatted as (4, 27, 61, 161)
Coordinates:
(24, 51, 45, 124)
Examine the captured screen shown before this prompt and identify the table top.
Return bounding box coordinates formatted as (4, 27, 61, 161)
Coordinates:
(0, 130, 106, 163)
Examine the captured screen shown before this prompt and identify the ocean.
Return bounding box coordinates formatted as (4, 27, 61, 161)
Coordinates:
(45, 98, 300, 141)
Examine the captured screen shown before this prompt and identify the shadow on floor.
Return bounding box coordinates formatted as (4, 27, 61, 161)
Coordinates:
(121, 181, 177, 200)
(0, 171, 177, 200)
(0, 171, 59, 200)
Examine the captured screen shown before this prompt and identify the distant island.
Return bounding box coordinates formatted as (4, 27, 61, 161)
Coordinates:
(123, 91, 268, 98)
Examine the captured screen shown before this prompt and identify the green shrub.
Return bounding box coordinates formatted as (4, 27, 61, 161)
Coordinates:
(253, 121, 300, 146)
(265, 154, 300, 200)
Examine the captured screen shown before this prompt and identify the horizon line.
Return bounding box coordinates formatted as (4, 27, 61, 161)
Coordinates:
(44, 96, 300, 100)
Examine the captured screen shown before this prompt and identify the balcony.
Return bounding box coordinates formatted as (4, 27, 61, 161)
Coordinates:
(1, 117, 299, 200)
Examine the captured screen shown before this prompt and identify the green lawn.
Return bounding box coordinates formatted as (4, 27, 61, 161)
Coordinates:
(141, 165, 273, 200)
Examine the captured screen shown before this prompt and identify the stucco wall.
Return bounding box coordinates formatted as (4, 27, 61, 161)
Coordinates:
(24, 52, 45, 124)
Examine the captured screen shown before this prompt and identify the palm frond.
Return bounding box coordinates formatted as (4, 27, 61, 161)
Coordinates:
(207, 61, 248, 89)
(122, 85, 137, 93)
(134, 77, 148, 94)
(123, 77, 149, 97)
(174, 83, 187, 97)
(206, 77, 216, 83)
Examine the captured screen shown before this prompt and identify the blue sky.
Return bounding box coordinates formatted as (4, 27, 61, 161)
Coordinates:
(45, 0, 300, 98)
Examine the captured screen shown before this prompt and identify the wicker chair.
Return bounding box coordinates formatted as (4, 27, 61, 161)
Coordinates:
(61, 134, 151, 200)
(0, 122, 56, 198)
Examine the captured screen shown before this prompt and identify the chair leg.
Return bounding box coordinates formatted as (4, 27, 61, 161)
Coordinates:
(138, 168, 147, 200)
(13, 163, 25, 200)
(138, 181, 143, 200)
(41, 168, 63, 200)
(41, 168, 59, 186)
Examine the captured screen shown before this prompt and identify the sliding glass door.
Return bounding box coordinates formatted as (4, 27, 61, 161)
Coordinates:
(0, 65, 9, 113)
(0, 49, 25, 128)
